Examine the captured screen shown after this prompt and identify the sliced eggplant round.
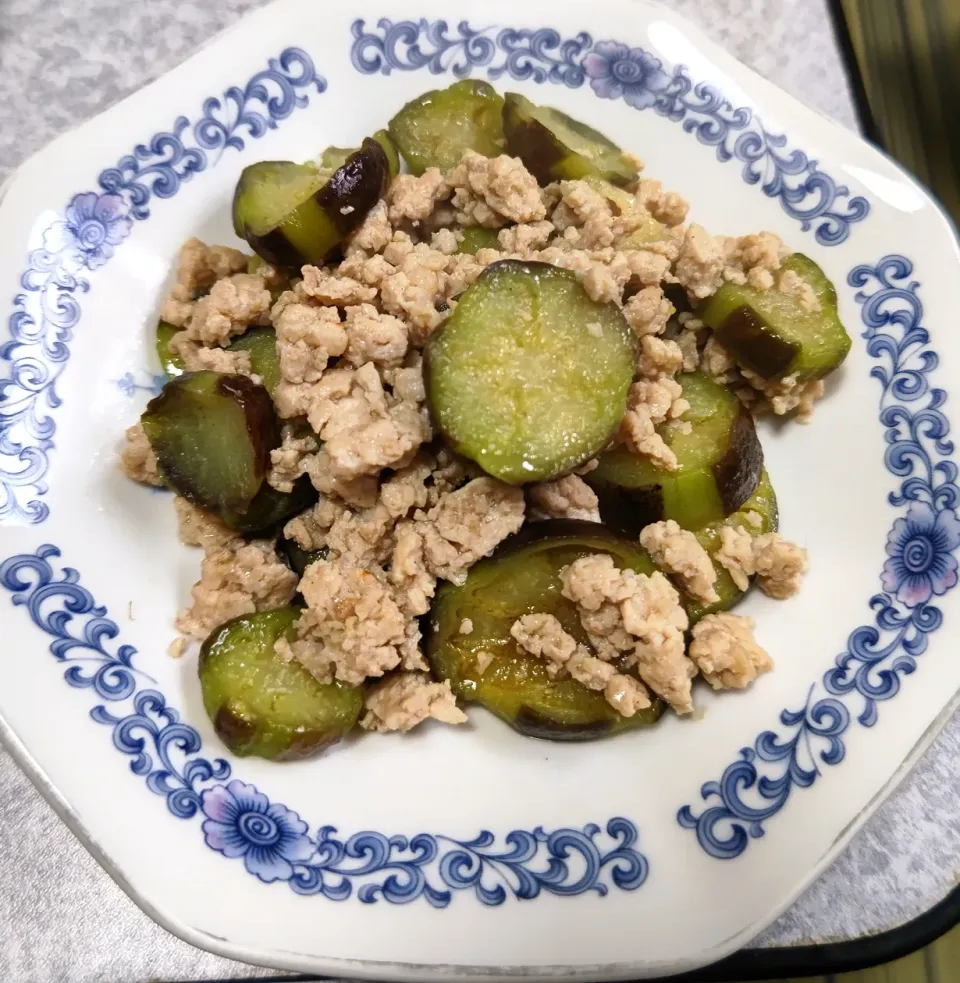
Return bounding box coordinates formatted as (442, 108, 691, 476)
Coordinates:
(141, 371, 279, 513)
(156, 318, 185, 377)
(699, 253, 851, 381)
(388, 80, 506, 175)
(426, 260, 637, 484)
(502, 92, 639, 187)
(199, 608, 363, 760)
(427, 520, 664, 741)
(587, 372, 763, 536)
(232, 138, 390, 268)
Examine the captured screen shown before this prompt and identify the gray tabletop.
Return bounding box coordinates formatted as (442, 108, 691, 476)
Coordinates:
(2, 1, 959, 980)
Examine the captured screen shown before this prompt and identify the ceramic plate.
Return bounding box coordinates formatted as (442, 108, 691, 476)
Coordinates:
(2, 0, 959, 978)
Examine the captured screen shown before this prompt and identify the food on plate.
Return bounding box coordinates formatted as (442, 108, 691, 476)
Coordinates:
(428, 521, 665, 739)
(502, 92, 640, 186)
(140, 371, 278, 513)
(199, 608, 363, 759)
(426, 260, 637, 484)
(700, 253, 851, 384)
(224, 326, 283, 396)
(586, 371, 763, 535)
(388, 80, 506, 175)
(120, 80, 838, 759)
(156, 319, 185, 376)
(232, 137, 390, 267)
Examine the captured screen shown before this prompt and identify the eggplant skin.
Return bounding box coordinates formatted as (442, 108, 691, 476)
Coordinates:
(216, 374, 279, 487)
(318, 137, 390, 235)
(514, 706, 613, 742)
(718, 305, 800, 378)
(142, 372, 279, 514)
(713, 407, 763, 516)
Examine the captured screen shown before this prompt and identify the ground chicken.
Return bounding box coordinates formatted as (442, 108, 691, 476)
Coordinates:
(623, 285, 673, 338)
(674, 224, 726, 299)
(689, 613, 773, 690)
(510, 612, 651, 716)
(640, 519, 720, 605)
(360, 672, 467, 732)
(528, 474, 600, 523)
(176, 539, 297, 640)
(498, 220, 555, 253)
(119, 423, 164, 487)
(300, 363, 429, 480)
(386, 169, 450, 225)
(636, 335, 684, 379)
(185, 273, 271, 346)
(159, 237, 248, 326)
(346, 200, 393, 255)
(714, 524, 756, 592)
(777, 268, 821, 312)
(390, 520, 437, 616)
(300, 266, 378, 307)
(418, 477, 526, 584)
(618, 378, 689, 470)
(753, 532, 809, 599)
(740, 369, 826, 421)
(713, 526, 808, 599)
(448, 152, 546, 227)
(284, 559, 408, 686)
(267, 425, 319, 493)
(559, 556, 692, 713)
(173, 497, 238, 551)
(343, 303, 409, 368)
(168, 332, 255, 377)
(633, 178, 689, 228)
(274, 302, 347, 385)
(510, 613, 579, 677)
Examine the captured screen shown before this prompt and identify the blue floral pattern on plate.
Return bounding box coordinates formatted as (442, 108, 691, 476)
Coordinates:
(677, 255, 959, 859)
(349, 19, 870, 246)
(0, 544, 651, 906)
(0, 48, 325, 526)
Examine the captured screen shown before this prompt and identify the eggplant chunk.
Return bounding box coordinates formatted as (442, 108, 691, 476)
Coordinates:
(389, 80, 506, 175)
(428, 520, 664, 740)
(222, 474, 318, 537)
(502, 93, 639, 187)
(227, 326, 282, 397)
(156, 319, 185, 377)
(587, 373, 763, 536)
(232, 138, 390, 268)
(280, 538, 330, 577)
(686, 470, 779, 623)
(457, 226, 501, 255)
(700, 254, 851, 381)
(426, 260, 637, 484)
(141, 371, 279, 513)
(199, 608, 363, 760)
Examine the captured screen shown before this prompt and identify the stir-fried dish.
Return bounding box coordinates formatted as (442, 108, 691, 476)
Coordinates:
(119, 80, 848, 759)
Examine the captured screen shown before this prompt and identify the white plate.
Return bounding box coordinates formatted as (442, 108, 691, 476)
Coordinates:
(2, 0, 959, 978)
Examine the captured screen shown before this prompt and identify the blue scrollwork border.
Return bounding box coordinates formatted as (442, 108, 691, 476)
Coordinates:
(349, 18, 869, 247)
(0, 49, 326, 526)
(0, 544, 649, 905)
(677, 255, 959, 859)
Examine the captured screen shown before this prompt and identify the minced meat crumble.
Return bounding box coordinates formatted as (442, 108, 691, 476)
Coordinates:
(123, 134, 822, 739)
